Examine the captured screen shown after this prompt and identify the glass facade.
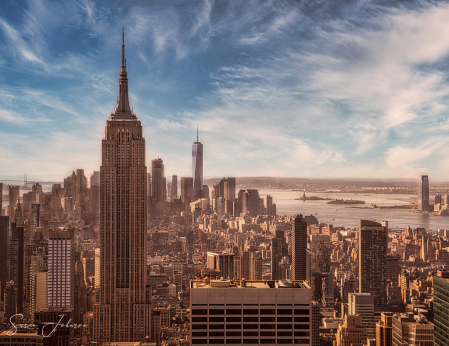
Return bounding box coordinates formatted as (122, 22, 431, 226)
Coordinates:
(434, 275, 449, 346)
(192, 141, 203, 199)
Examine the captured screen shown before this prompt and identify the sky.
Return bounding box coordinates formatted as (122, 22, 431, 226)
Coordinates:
(2, 0, 449, 182)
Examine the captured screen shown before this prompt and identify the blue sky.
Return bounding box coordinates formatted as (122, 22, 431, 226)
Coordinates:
(2, 0, 449, 181)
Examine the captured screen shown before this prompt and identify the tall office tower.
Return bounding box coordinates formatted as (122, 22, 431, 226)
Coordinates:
(359, 220, 388, 311)
(181, 177, 194, 205)
(192, 127, 203, 200)
(421, 230, 428, 261)
(241, 189, 260, 216)
(206, 252, 235, 279)
(271, 230, 288, 280)
(392, 313, 434, 346)
(74, 169, 85, 212)
(147, 172, 152, 197)
(91, 171, 100, 186)
(348, 293, 375, 338)
(386, 255, 401, 286)
(241, 245, 255, 280)
(227, 177, 236, 201)
(166, 182, 172, 201)
(171, 174, 177, 198)
(190, 279, 312, 346)
(0, 216, 8, 303)
(74, 260, 86, 323)
(47, 228, 74, 310)
(93, 33, 152, 343)
(267, 195, 276, 216)
(292, 214, 307, 281)
(28, 203, 40, 233)
(202, 184, 210, 207)
(341, 275, 355, 304)
(90, 171, 100, 217)
(151, 158, 165, 203)
(433, 270, 449, 346)
(9, 185, 20, 219)
(9, 220, 24, 317)
(307, 234, 332, 307)
(418, 175, 430, 212)
(4, 281, 16, 320)
(29, 228, 46, 322)
(376, 312, 393, 346)
(9, 221, 18, 314)
(250, 251, 262, 280)
(334, 315, 368, 346)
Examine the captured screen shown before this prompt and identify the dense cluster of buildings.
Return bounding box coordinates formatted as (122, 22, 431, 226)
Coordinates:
(2, 34, 449, 346)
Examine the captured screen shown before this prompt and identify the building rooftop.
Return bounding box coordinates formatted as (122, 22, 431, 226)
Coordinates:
(191, 279, 310, 289)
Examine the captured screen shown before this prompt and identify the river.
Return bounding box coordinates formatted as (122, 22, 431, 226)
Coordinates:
(258, 189, 448, 231)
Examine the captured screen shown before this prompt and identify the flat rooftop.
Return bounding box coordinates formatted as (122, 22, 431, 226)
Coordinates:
(191, 279, 310, 289)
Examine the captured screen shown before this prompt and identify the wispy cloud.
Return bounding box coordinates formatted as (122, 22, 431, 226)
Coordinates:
(2, 1, 449, 180)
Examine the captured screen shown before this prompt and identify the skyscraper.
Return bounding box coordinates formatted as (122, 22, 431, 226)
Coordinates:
(241, 189, 260, 216)
(0, 182, 2, 215)
(47, 228, 74, 310)
(8, 185, 20, 219)
(171, 174, 178, 198)
(181, 177, 194, 206)
(433, 270, 449, 346)
(359, 220, 388, 311)
(271, 230, 288, 280)
(192, 127, 203, 200)
(292, 214, 307, 281)
(307, 234, 332, 307)
(190, 279, 312, 346)
(151, 158, 165, 203)
(0, 216, 8, 306)
(418, 175, 430, 212)
(93, 31, 152, 342)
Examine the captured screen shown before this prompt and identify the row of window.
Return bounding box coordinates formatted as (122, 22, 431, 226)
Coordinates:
(192, 317, 309, 323)
(192, 331, 310, 337)
(191, 339, 310, 344)
(192, 309, 309, 315)
(192, 324, 309, 330)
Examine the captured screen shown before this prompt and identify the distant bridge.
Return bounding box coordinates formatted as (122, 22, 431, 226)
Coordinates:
(0, 174, 62, 186)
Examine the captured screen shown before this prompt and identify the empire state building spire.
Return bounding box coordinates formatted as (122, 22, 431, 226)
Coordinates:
(111, 28, 136, 120)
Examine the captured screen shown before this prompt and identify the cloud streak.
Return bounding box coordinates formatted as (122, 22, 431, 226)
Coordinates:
(2, 1, 449, 180)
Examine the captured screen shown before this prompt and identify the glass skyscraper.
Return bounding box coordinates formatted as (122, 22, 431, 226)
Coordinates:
(192, 127, 203, 200)
(434, 271, 449, 346)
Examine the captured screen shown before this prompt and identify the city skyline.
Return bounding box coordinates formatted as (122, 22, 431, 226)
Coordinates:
(2, 1, 449, 180)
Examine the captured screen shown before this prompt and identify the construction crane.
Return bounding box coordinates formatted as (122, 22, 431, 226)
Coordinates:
(198, 227, 205, 279)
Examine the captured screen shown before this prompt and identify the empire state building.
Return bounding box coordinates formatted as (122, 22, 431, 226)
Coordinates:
(93, 32, 152, 342)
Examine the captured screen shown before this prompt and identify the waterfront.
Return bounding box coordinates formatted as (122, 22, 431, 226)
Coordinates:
(259, 189, 449, 231)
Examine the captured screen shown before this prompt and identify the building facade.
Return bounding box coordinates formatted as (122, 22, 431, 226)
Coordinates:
(152, 158, 165, 203)
(190, 279, 312, 345)
(93, 32, 152, 342)
(433, 270, 449, 346)
(292, 214, 307, 281)
(418, 175, 430, 212)
(359, 220, 388, 311)
(47, 228, 74, 310)
(192, 128, 203, 200)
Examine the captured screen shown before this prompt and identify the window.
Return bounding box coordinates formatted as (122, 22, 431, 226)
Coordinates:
(226, 317, 241, 322)
(210, 317, 224, 322)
